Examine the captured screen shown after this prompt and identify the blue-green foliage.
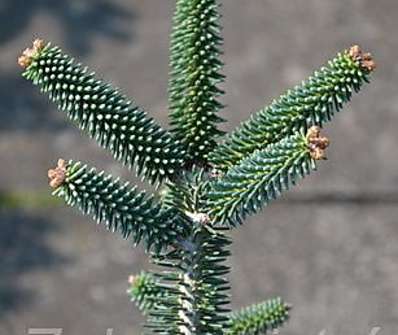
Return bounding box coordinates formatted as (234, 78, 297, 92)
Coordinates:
(21, 0, 375, 333)
(209, 50, 373, 171)
(168, 0, 225, 163)
(228, 298, 291, 335)
(53, 160, 188, 253)
(147, 224, 231, 335)
(208, 132, 316, 226)
(23, 44, 186, 184)
(127, 271, 166, 314)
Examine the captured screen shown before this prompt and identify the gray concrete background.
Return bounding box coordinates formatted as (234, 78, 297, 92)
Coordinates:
(0, 1, 397, 334)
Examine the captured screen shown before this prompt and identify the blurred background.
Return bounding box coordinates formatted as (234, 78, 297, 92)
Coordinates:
(0, 0, 397, 334)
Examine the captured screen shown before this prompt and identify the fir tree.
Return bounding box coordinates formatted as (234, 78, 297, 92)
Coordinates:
(19, 1, 375, 334)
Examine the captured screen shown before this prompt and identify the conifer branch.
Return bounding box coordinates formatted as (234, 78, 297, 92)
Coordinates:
(48, 159, 188, 253)
(168, 0, 225, 164)
(227, 298, 291, 335)
(209, 46, 375, 172)
(147, 225, 231, 335)
(127, 272, 167, 314)
(207, 127, 329, 227)
(20, 39, 186, 184)
(19, 4, 376, 332)
(146, 170, 231, 334)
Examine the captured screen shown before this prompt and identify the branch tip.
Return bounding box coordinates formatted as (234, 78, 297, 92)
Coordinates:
(285, 302, 293, 310)
(128, 275, 137, 286)
(48, 159, 67, 189)
(306, 126, 330, 160)
(348, 45, 376, 72)
(18, 38, 45, 69)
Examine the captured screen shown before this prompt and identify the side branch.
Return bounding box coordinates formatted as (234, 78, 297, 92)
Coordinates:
(209, 45, 375, 172)
(20, 39, 186, 184)
(48, 159, 188, 253)
(127, 272, 167, 314)
(227, 298, 291, 335)
(207, 127, 329, 227)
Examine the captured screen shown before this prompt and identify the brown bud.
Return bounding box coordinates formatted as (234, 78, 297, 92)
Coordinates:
(128, 275, 137, 285)
(48, 159, 67, 189)
(306, 126, 330, 160)
(18, 38, 45, 69)
(348, 45, 376, 72)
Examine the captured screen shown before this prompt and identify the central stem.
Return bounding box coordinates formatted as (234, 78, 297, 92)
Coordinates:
(177, 225, 231, 335)
(148, 170, 232, 335)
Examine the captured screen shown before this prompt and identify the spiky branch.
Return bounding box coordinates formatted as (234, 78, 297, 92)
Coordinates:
(228, 298, 291, 335)
(19, 2, 376, 334)
(147, 224, 231, 335)
(128, 272, 290, 335)
(209, 46, 375, 172)
(168, 0, 225, 163)
(48, 159, 188, 253)
(207, 127, 329, 227)
(20, 39, 186, 184)
(128, 272, 167, 314)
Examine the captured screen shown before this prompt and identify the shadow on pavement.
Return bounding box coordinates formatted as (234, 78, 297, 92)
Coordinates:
(0, 0, 136, 133)
(0, 71, 65, 132)
(0, 0, 135, 55)
(0, 210, 68, 318)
